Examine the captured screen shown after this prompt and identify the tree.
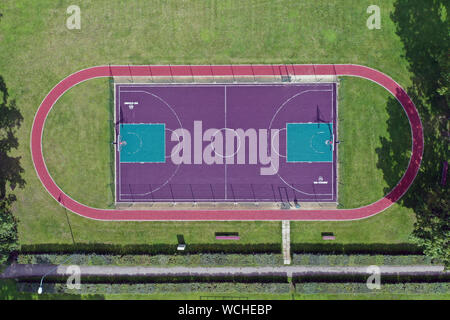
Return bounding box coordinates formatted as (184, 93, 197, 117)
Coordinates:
(381, 0, 450, 266)
(0, 195, 19, 265)
(0, 75, 24, 265)
(410, 189, 449, 266)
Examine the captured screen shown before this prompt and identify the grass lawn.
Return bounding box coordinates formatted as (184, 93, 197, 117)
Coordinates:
(0, 0, 417, 246)
(3, 280, 448, 300)
(8, 292, 446, 301)
(105, 292, 450, 300)
(291, 76, 414, 244)
(0, 280, 103, 300)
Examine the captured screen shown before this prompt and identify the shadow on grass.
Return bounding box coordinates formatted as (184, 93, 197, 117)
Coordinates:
(382, 0, 449, 208)
(377, 0, 449, 263)
(0, 75, 25, 265)
(375, 95, 411, 196)
(0, 75, 25, 199)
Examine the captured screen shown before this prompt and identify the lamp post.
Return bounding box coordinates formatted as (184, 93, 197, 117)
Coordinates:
(37, 254, 75, 294)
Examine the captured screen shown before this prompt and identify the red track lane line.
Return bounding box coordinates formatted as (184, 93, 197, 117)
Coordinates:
(30, 64, 423, 221)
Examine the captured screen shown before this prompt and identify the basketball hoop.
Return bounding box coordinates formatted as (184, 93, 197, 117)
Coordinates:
(117, 136, 127, 152)
(325, 139, 334, 151)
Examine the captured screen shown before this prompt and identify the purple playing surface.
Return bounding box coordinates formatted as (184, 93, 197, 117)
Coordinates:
(115, 83, 337, 203)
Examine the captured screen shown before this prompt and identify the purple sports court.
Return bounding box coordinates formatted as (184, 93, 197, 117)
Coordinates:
(115, 83, 337, 203)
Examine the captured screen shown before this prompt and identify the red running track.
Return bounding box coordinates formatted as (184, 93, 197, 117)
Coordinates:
(31, 64, 423, 221)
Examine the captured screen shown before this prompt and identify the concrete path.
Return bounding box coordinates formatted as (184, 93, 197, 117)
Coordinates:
(282, 220, 291, 265)
(1, 264, 446, 279)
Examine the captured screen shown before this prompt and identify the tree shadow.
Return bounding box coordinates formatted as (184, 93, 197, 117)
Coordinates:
(0, 75, 25, 265)
(378, 0, 449, 263)
(375, 95, 411, 196)
(383, 0, 449, 207)
(176, 234, 185, 245)
(390, 0, 449, 114)
(0, 75, 25, 199)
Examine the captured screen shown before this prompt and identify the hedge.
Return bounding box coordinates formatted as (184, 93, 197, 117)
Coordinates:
(292, 273, 450, 284)
(295, 282, 449, 295)
(20, 242, 424, 255)
(17, 253, 283, 267)
(17, 253, 435, 267)
(17, 282, 291, 295)
(17, 273, 289, 284)
(290, 243, 423, 255)
(19, 243, 281, 254)
(291, 254, 434, 266)
(16, 282, 449, 296)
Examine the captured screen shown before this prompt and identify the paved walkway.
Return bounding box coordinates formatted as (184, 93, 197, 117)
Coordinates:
(1, 264, 445, 279)
(282, 220, 291, 265)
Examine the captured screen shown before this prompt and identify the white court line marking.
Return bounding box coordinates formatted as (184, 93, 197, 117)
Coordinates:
(115, 83, 337, 88)
(117, 88, 182, 197)
(117, 84, 335, 199)
(269, 90, 334, 196)
(114, 83, 117, 203)
(332, 83, 334, 200)
(118, 86, 121, 201)
(119, 197, 335, 201)
(224, 86, 227, 200)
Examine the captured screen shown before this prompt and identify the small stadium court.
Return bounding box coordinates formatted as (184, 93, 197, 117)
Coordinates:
(31, 64, 423, 221)
(115, 83, 337, 203)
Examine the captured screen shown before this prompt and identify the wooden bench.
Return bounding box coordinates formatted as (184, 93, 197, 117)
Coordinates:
(215, 236, 240, 240)
(321, 232, 335, 240)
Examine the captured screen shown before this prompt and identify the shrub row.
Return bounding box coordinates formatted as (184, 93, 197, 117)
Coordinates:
(17, 253, 283, 267)
(17, 282, 449, 296)
(17, 253, 435, 267)
(20, 243, 281, 254)
(17, 282, 291, 295)
(292, 273, 450, 283)
(292, 254, 434, 266)
(17, 273, 288, 284)
(295, 282, 449, 295)
(291, 243, 423, 255)
(20, 243, 424, 255)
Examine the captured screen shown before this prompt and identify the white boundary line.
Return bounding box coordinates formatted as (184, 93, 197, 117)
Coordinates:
(119, 198, 336, 202)
(224, 86, 227, 200)
(115, 84, 335, 201)
(114, 83, 337, 87)
(119, 83, 183, 199)
(117, 86, 183, 198)
(331, 83, 334, 201)
(118, 85, 121, 201)
(285, 122, 334, 163)
(118, 123, 166, 164)
(334, 82, 339, 203)
(113, 83, 117, 204)
(270, 90, 335, 197)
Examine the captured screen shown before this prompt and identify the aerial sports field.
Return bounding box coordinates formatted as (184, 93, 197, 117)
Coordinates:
(31, 64, 424, 221)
